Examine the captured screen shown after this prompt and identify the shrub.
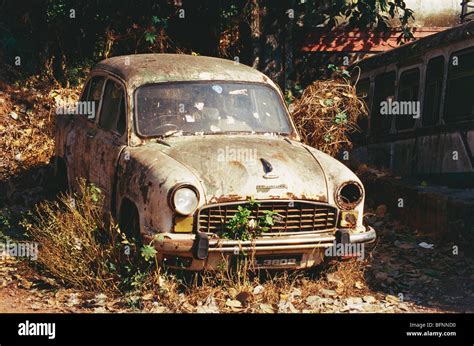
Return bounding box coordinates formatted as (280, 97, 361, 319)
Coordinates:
(25, 181, 139, 293)
(290, 72, 368, 157)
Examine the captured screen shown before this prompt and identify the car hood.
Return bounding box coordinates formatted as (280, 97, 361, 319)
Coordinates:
(157, 135, 328, 203)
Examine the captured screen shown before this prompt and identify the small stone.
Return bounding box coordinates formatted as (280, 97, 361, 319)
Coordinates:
(259, 303, 274, 313)
(363, 295, 376, 304)
(363, 304, 380, 312)
(327, 273, 344, 287)
(9, 111, 19, 120)
(289, 287, 302, 299)
(225, 299, 242, 308)
(306, 295, 323, 309)
(253, 285, 264, 295)
(150, 302, 167, 313)
(346, 297, 363, 305)
(93, 307, 107, 313)
(385, 294, 399, 304)
(398, 303, 410, 311)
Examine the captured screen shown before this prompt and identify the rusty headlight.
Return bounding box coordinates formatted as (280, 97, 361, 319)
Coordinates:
(169, 184, 199, 216)
(335, 181, 363, 210)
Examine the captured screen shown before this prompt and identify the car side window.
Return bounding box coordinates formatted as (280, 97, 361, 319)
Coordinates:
(99, 79, 126, 135)
(82, 76, 105, 121)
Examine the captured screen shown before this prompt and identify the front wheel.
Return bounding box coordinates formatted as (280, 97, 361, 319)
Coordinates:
(50, 156, 69, 193)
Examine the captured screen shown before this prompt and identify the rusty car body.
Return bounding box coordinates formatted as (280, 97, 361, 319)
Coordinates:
(53, 54, 376, 271)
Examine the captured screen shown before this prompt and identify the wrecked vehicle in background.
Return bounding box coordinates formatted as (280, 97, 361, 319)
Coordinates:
(53, 54, 376, 271)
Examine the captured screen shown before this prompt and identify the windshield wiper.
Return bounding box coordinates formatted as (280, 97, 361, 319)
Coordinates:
(161, 130, 196, 138)
(155, 130, 196, 146)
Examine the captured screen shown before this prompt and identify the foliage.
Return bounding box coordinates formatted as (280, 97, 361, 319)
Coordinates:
(24, 180, 155, 293)
(291, 70, 368, 157)
(222, 200, 280, 241)
(0, 0, 415, 86)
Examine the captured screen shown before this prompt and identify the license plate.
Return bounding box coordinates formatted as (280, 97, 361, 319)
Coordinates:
(253, 254, 302, 267)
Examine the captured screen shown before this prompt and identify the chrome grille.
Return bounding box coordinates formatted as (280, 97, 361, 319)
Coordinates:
(197, 200, 337, 234)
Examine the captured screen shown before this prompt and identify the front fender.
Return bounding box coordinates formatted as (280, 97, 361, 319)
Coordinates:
(115, 145, 206, 237)
(303, 145, 366, 227)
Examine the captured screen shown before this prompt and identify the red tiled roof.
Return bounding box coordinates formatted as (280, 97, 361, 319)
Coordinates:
(301, 27, 449, 53)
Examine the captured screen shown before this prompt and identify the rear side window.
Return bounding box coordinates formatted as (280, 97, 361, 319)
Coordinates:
(82, 76, 105, 121)
(99, 79, 126, 135)
(396, 68, 420, 131)
(445, 48, 474, 123)
(423, 56, 444, 126)
(371, 72, 395, 136)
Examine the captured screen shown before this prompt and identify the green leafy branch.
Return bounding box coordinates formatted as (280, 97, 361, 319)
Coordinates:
(222, 200, 280, 241)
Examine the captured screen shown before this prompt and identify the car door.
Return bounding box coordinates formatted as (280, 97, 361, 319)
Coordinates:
(87, 76, 128, 212)
(64, 74, 105, 193)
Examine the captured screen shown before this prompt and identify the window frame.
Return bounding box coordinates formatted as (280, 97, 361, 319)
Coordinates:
(422, 55, 445, 127)
(96, 75, 128, 138)
(444, 47, 474, 124)
(395, 66, 421, 132)
(371, 71, 396, 137)
(79, 73, 107, 123)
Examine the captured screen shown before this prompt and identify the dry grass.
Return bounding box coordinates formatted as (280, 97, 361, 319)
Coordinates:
(291, 77, 368, 157)
(24, 181, 129, 293)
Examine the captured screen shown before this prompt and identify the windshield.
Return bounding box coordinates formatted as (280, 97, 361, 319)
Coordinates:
(135, 82, 292, 136)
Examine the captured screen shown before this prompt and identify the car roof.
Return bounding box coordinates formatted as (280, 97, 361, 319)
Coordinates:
(93, 54, 279, 89)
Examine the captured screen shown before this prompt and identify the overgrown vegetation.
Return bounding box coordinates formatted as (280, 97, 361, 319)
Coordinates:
(23, 181, 147, 293)
(222, 199, 280, 241)
(290, 66, 368, 157)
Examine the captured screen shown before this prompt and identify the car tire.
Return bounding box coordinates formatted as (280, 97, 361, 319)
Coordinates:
(119, 200, 142, 247)
(50, 156, 69, 193)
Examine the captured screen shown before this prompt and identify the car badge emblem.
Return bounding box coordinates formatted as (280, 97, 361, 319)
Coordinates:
(260, 158, 278, 179)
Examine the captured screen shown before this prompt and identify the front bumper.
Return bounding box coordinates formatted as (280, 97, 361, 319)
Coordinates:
(148, 226, 376, 271)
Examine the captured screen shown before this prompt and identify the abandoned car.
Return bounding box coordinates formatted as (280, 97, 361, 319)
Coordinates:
(53, 54, 376, 270)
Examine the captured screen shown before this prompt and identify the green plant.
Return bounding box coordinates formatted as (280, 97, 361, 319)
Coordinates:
(222, 200, 280, 241)
(328, 64, 351, 79)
